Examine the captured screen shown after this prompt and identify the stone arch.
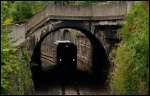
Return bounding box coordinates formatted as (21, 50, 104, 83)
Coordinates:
(30, 21, 110, 86)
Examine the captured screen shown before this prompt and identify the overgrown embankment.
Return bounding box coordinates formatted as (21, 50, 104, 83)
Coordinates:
(110, 1, 149, 95)
(1, 1, 34, 95)
(1, 28, 33, 95)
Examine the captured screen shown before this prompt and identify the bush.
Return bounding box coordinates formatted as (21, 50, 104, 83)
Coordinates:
(2, 1, 51, 24)
(110, 1, 149, 95)
(1, 25, 33, 95)
(12, 1, 33, 23)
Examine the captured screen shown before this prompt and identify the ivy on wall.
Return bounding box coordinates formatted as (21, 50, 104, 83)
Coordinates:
(1, 1, 33, 95)
(1, 28, 33, 95)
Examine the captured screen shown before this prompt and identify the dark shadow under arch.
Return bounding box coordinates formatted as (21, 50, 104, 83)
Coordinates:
(30, 21, 110, 87)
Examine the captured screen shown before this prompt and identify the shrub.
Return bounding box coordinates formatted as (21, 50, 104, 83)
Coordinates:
(1, 22, 32, 95)
(110, 1, 149, 95)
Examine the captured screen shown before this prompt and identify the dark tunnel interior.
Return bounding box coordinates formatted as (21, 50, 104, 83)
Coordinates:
(30, 21, 110, 91)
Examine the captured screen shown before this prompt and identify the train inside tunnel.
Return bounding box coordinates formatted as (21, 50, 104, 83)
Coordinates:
(29, 22, 110, 90)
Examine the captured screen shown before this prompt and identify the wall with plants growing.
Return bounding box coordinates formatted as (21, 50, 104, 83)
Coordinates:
(110, 1, 149, 95)
(1, 1, 149, 95)
(1, 1, 33, 95)
(1, 28, 33, 95)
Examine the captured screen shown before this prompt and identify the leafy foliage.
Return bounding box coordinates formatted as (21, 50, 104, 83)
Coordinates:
(12, 1, 33, 23)
(1, 27, 33, 95)
(1, 1, 53, 24)
(1, 1, 33, 95)
(1, 1, 13, 24)
(110, 1, 149, 95)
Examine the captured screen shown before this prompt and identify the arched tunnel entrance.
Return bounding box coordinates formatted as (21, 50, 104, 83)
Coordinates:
(30, 21, 110, 94)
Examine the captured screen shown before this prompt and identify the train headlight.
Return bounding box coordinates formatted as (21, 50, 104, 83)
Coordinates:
(73, 59, 75, 61)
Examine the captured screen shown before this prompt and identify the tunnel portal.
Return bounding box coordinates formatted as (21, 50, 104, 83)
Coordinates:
(30, 22, 110, 91)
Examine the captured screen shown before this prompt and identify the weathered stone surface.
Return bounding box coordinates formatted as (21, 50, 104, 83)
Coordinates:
(26, 2, 130, 31)
(7, 24, 25, 47)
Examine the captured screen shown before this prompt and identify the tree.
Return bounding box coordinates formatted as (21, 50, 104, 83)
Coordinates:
(110, 1, 149, 95)
(12, 1, 33, 23)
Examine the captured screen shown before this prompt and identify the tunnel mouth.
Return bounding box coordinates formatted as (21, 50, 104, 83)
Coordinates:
(30, 22, 110, 91)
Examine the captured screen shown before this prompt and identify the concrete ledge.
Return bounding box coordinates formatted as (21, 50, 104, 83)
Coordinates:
(26, 3, 127, 32)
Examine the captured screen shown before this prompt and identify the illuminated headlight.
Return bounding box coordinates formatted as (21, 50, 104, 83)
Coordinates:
(73, 59, 75, 61)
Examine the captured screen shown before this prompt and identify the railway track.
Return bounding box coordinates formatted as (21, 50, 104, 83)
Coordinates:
(32, 68, 108, 95)
(35, 81, 108, 95)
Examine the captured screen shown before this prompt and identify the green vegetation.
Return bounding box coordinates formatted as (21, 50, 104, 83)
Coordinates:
(1, 1, 149, 95)
(1, 1, 33, 95)
(1, 27, 33, 95)
(110, 1, 149, 95)
(1, 1, 51, 24)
